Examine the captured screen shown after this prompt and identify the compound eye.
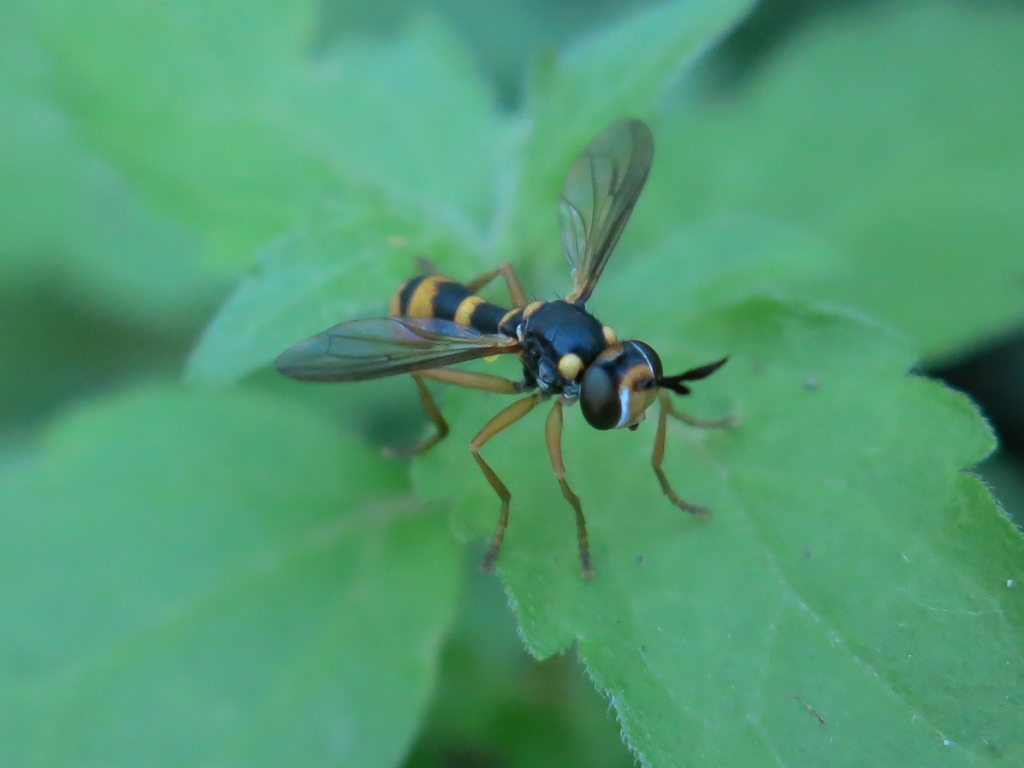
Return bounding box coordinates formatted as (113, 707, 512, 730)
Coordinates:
(580, 362, 621, 431)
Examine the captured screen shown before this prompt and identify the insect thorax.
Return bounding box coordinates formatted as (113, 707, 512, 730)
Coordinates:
(516, 300, 608, 396)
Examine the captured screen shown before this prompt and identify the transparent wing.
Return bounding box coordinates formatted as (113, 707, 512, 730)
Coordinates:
(275, 317, 520, 382)
(558, 119, 654, 305)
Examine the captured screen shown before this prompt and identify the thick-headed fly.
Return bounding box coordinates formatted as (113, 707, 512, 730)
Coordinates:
(277, 119, 731, 577)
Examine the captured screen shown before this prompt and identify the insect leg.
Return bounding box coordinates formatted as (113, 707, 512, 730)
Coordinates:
(465, 262, 528, 308)
(386, 370, 528, 456)
(384, 374, 450, 456)
(473, 394, 541, 572)
(414, 255, 440, 274)
(545, 399, 595, 578)
(664, 396, 736, 429)
(419, 368, 524, 394)
(651, 391, 713, 515)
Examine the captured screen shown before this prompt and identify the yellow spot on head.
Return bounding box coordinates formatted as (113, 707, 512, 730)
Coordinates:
(558, 353, 584, 382)
(603, 325, 617, 345)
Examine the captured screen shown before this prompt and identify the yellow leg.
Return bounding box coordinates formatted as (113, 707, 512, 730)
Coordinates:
(473, 394, 542, 572)
(651, 392, 733, 514)
(665, 400, 736, 430)
(465, 262, 528, 308)
(385, 370, 525, 456)
(545, 399, 594, 578)
(414, 256, 440, 274)
(420, 368, 523, 394)
(384, 374, 449, 457)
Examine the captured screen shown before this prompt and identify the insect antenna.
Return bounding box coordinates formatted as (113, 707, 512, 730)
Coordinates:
(657, 356, 729, 395)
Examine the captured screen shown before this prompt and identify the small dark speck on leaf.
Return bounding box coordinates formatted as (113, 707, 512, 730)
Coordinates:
(795, 694, 827, 725)
(635, 554, 645, 565)
(750, 360, 764, 373)
(804, 377, 820, 391)
(802, 546, 811, 558)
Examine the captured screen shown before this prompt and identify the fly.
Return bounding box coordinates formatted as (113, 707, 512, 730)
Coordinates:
(276, 119, 732, 577)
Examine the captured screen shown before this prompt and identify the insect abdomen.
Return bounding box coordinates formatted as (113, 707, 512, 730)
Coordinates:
(390, 275, 509, 335)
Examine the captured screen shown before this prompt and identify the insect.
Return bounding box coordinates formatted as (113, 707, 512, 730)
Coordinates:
(276, 119, 731, 577)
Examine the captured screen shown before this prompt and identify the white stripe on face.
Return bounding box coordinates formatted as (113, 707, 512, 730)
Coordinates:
(616, 388, 632, 429)
(614, 341, 658, 429)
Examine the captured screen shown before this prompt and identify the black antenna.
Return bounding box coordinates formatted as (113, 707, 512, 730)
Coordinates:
(657, 357, 729, 395)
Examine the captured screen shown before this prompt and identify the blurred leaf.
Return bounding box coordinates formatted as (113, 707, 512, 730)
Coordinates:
(652, 0, 1024, 359)
(0, 280, 193, 433)
(311, 19, 501, 229)
(319, 0, 665, 103)
(415, 298, 1022, 766)
(583, 212, 839, 327)
(406, 561, 633, 768)
(497, 0, 756, 270)
(36, 0, 498, 259)
(0, 387, 461, 768)
(0, 2, 219, 328)
(0, 2, 84, 256)
(35, 0, 320, 254)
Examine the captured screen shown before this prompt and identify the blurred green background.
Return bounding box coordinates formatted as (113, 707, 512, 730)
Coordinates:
(2, 0, 1022, 767)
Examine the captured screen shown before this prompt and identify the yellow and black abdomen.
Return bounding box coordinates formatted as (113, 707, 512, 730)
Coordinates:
(390, 275, 509, 335)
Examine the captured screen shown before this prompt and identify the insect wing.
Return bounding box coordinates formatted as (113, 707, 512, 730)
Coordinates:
(275, 317, 519, 382)
(559, 119, 654, 305)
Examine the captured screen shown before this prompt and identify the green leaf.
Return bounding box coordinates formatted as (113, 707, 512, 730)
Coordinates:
(414, 299, 1022, 766)
(36, 0, 322, 253)
(0, 2, 219, 328)
(0, 2, 81, 257)
(0, 281, 193, 433)
(311, 19, 501, 230)
(651, 1, 1024, 359)
(37, 0, 499, 257)
(407, 561, 634, 768)
(0, 386, 461, 768)
(497, 0, 756, 270)
(582, 213, 839, 328)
